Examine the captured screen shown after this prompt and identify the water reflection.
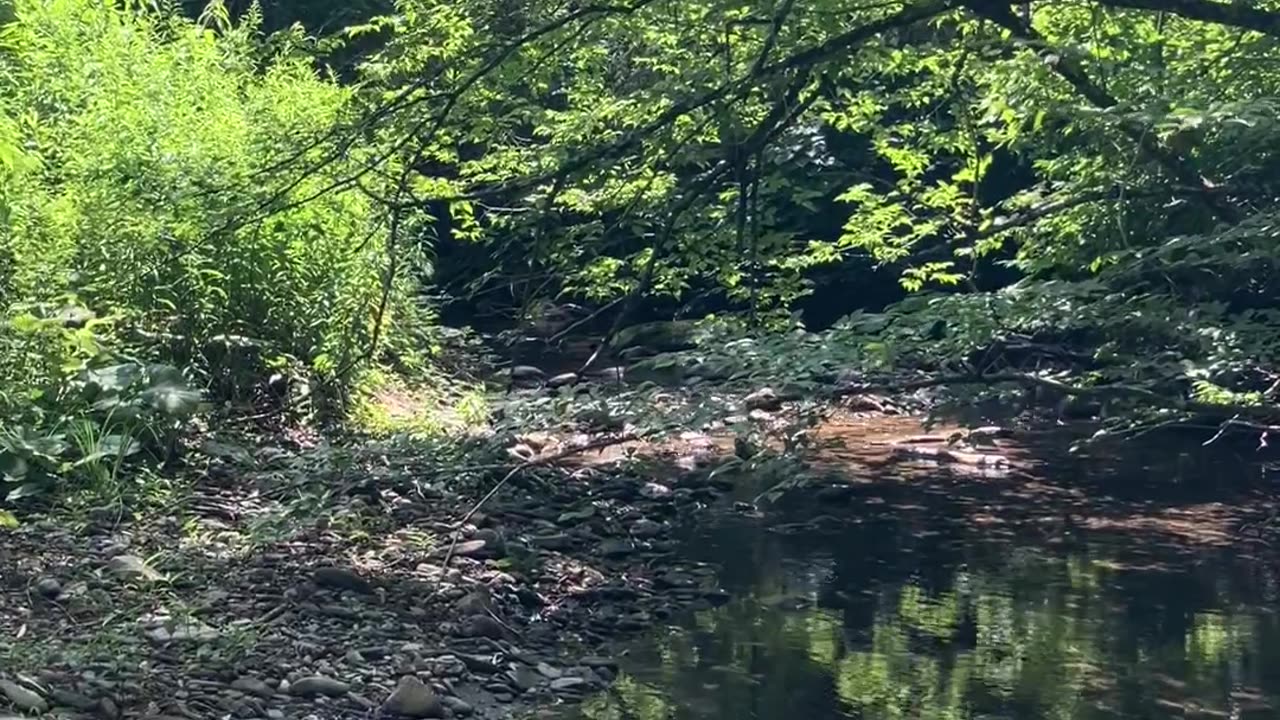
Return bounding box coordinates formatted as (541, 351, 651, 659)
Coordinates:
(561, 498, 1280, 720)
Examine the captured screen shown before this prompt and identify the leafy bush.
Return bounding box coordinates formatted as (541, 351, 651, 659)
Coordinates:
(0, 0, 414, 394)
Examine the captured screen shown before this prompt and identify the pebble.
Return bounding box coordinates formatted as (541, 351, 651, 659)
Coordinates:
(231, 678, 273, 699)
(599, 539, 634, 558)
(289, 676, 350, 698)
(313, 566, 372, 593)
(639, 482, 672, 500)
(441, 695, 473, 716)
(744, 387, 782, 411)
(460, 615, 505, 639)
(34, 576, 62, 599)
(381, 676, 442, 718)
(629, 518, 663, 538)
(550, 677, 587, 692)
(0, 680, 48, 713)
(106, 554, 163, 581)
(535, 662, 562, 679)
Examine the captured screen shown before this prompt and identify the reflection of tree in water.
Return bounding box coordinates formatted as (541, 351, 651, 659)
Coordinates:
(572, 522, 1280, 720)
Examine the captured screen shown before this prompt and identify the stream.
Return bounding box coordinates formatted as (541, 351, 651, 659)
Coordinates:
(554, 423, 1280, 720)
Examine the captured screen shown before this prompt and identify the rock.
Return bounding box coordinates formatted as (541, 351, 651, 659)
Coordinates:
(507, 666, 540, 692)
(580, 656, 618, 669)
(143, 619, 218, 643)
(550, 677, 587, 692)
(455, 654, 501, 674)
(599, 539, 633, 558)
(747, 409, 773, 423)
(590, 366, 626, 383)
(0, 680, 48, 713)
(34, 576, 62, 599)
(547, 372, 578, 388)
(459, 615, 505, 639)
(471, 528, 506, 558)
(638, 482, 672, 500)
(454, 588, 493, 616)
(509, 366, 546, 387)
(99, 696, 121, 719)
(843, 393, 888, 413)
(230, 677, 273, 699)
(440, 696, 473, 716)
(381, 676, 442, 718)
(49, 688, 96, 710)
(629, 518, 663, 538)
(313, 566, 372, 593)
(106, 555, 164, 581)
(266, 710, 285, 720)
(528, 534, 574, 550)
(535, 662, 562, 679)
(744, 387, 781, 411)
(290, 676, 350, 698)
(556, 506, 596, 524)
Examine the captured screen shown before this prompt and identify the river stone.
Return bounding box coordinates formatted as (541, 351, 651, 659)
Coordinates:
(106, 555, 164, 581)
(454, 588, 493, 616)
(144, 619, 218, 643)
(535, 662, 562, 679)
(230, 677, 273, 699)
(528, 534, 574, 550)
(547, 372, 578, 388)
(550, 677, 587, 692)
(440, 696, 473, 716)
(34, 576, 62, 599)
(381, 676, 442, 718)
(313, 566, 372, 593)
(0, 680, 48, 713)
(508, 666, 540, 692)
(744, 387, 781, 411)
(460, 615, 505, 639)
(639, 482, 672, 500)
(599, 539, 633, 557)
(290, 676, 350, 697)
(49, 688, 96, 710)
(629, 518, 663, 538)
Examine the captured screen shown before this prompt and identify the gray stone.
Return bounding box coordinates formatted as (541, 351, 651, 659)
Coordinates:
(381, 676, 442, 718)
(507, 666, 540, 692)
(34, 577, 62, 599)
(599, 539, 634, 558)
(230, 677, 273, 699)
(144, 619, 218, 643)
(528, 534, 574, 550)
(744, 387, 781, 411)
(638, 482, 672, 500)
(547, 372, 579, 388)
(629, 519, 663, 538)
(49, 688, 96, 710)
(313, 566, 372, 593)
(290, 676, 350, 698)
(454, 588, 493, 616)
(550, 677, 587, 692)
(459, 615, 505, 639)
(0, 680, 47, 713)
(535, 662, 562, 679)
(440, 695, 473, 716)
(106, 555, 164, 581)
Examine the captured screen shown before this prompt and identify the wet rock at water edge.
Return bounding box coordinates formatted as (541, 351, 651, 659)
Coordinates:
(744, 387, 782, 411)
(0, 680, 48, 713)
(313, 566, 373, 593)
(381, 676, 443, 718)
(290, 676, 351, 698)
(550, 677, 588, 693)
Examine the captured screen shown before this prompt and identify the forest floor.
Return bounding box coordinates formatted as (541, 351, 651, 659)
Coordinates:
(3, 389, 1279, 720)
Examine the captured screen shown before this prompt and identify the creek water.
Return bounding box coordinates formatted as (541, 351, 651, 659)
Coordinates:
(557, 422, 1280, 720)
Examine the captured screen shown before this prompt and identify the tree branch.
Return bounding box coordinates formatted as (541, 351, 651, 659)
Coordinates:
(971, 2, 1241, 224)
(1095, 0, 1280, 39)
